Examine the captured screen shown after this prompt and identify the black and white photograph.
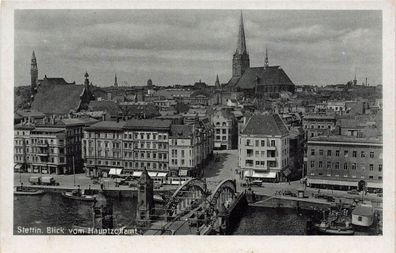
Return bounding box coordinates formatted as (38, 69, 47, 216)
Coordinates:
(1, 1, 395, 253)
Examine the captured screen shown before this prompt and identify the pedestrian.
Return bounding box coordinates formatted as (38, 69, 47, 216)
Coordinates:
(100, 182, 104, 190)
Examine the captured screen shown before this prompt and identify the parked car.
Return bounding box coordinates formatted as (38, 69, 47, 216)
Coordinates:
(347, 189, 360, 195)
(251, 180, 263, 187)
(283, 190, 297, 197)
(29, 176, 41, 185)
(41, 176, 58, 186)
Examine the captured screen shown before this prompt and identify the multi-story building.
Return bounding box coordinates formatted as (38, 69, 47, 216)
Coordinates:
(82, 119, 213, 183)
(239, 113, 290, 182)
(302, 113, 337, 140)
(14, 118, 94, 174)
(306, 135, 382, 192)
(211, 109, 237, 150)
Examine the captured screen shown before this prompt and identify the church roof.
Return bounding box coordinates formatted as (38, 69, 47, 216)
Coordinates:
(230, 66, 294, 90)
(242, 113, 289, 136)
(31, 82, 86, 115)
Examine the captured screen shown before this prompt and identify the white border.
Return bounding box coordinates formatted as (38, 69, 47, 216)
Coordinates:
(1, 1, 394, 253)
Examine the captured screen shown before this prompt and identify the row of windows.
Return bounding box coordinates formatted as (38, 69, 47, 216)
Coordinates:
(310, 149, 381, 159)
(245, 160, 277, 167)
(215, 129, 228, 134)
(310, 161, 383, 171)
(246, 149, 276, 158)
(88, 159, 168, 170)
(170, 158, 192, 166)
(310, 173, 382, 180)
(244, 139, 277, 147)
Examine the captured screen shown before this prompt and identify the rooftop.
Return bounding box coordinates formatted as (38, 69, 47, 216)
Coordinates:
(242, 113, 289, 136)
(309, 135, 382, 144)
(85, 121, 126, 131)
(124, 119, 172, 131)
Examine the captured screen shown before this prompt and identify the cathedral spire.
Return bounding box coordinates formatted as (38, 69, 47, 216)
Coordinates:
(236, 10, 247, 54)
(264, 48, 269, 69)
(215, 74, 220, 88)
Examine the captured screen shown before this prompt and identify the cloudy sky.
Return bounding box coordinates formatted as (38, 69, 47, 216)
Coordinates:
(14, 9, 382, 87)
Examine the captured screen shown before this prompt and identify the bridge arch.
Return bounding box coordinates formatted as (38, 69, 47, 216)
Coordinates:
(208, 179, 237, 213)
(165, 178, 207, 217)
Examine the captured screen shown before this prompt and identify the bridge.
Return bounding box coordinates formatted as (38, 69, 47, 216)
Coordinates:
(142, 178, 247, 235)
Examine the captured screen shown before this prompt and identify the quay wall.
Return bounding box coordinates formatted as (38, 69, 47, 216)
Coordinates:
(249, 193, 331, 211)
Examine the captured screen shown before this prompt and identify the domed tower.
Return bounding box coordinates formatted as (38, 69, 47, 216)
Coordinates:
(137, 168, 154, 225)
(147, 79, 153, 88)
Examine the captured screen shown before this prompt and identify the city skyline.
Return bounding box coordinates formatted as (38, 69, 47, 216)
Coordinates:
(15, 9, 382, 87)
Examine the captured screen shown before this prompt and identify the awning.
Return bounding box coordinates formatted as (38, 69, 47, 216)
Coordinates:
(157, 172, 168, 178)
(214, 143, 222, 148)
(132, 171, 142, 177)
(366, 182, 382, 188)
(307, 178, 358, 187)
(244, 170, 253, 177)
(14, 164, 22, 169)
(109, 168, 122, 175)
(179, 169, 188, 176)
(148, 172, 157, 177)
(251, 171, 277, 179)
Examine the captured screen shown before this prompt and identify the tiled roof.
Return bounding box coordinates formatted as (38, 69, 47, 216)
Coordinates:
(124, 119, 172, 131)
(229, 66, 294, 90)
(242, 113, 289, 136)
(31, 82, 86, 115)
(85, 121, 126, 131)
(89, 100, 121, 117)
(309, 135, 382, 144)
(170, 125, 194, 138)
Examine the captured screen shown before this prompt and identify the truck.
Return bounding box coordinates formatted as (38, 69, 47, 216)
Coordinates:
(29, 176, 41, 185)
(41, 176, 58, 186)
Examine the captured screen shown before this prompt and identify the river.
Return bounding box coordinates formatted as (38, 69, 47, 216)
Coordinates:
(14, 192, 315, 235)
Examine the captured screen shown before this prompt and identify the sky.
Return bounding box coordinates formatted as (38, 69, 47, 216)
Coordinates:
(14, 9, 382, 87)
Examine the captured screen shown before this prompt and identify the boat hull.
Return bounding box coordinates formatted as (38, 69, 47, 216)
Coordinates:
(62, 192, 96, 202)
(14, 190, 45, 196)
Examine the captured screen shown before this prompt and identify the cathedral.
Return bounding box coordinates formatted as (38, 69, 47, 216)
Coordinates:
(226, 12, 295, 98)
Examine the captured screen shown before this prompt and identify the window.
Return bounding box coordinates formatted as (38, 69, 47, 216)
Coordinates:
(369, 164, 373, 171)
(255, 151, 259, 157)
(261, 151, 265, 157)
(344, 150, 349, 157)
(311, 149, 315, 156)
(271, 140, 275, 147)
(358, 216, 362, 222)
(246, 139, 251, 146)
(378, 176, 382, 180)
(335, 150, 340, 157)
(245, 160, 253, 166)
(352, 163, 356, 170)
(255, 140, 259, 147)
(327, 161, 331, 168)
(318, 161, 323, 168)
(361, 151, 365, 158)
(352, 151, 357, 157)
(344, 163, 348, 170)
(247, 149, 253, 157)
(310, 161, 315, 168)
(370, 152, 374, 158)
(327, 150, 332, 156)
(335, 162, 339, 169)
(378, 164, 382, 172)
(261, 140, 265, 146)
(319, 150, 323, 156)
(222, 129, 227, 134)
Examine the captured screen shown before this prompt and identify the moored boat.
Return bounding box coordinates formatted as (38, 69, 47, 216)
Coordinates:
(352, 201, 375, 227)
(312, 207, 354, 235)
(14, 186, 45, 196)
(62, 190, 96, 202)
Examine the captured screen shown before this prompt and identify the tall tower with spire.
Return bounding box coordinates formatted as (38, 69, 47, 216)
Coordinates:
(232, 11, 250, 78)
(264, 48, 269, 69)
(30, 51, 38, 96)
(114, 74, 118, 87)
(353, 70, 357, 86)
(215, 74, 220, 88)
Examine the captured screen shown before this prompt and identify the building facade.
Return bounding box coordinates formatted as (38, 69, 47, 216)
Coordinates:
(14, 118, 92, 174)
(211, 109, 237, 150)
(82, 119, 213, 183)
(307, 135, 382, 192)
(239, 113, 290, 182)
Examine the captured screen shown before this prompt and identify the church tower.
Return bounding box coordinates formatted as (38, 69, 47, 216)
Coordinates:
(30, 51, 38, 96)
(114, 74, 118, 87)
(232, 11, 250, 78)
(264, 48, 269, 69)
(215, 74, 220, 88)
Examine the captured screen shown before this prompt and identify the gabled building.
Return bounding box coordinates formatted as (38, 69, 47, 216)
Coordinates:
(239, 113, 290, 182)
(211, 109, 237, 150)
